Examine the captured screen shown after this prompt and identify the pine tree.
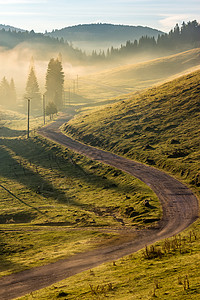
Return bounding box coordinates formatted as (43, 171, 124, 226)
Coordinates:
(9, 78, 17, 107)
(25, 67, 41, 112)
(0, 77, 17, 109)
(46, 101, 58, 119)
(0, 77, 10, 107)
(45, 57, 64, 109)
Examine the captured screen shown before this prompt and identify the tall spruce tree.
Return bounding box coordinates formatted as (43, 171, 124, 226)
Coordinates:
(45, 57, 64, 109)
(0, 77, 10, 107)
(9, 78, 17, 107)
(0, 77, 17, 109)
(25, 67, 41, 112)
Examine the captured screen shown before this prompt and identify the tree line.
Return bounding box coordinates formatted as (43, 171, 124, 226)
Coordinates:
(0, 27, 86, 62)
(0, 20, 199, 63)
(24, 56, 64, 116)
(94, 20, 200, 60)
(0, 56, 64, 117)
(0, 28, 66, 49)
(0, 77, 17, 109)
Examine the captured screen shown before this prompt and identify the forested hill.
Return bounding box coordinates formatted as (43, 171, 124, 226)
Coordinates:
(47, 24, 163, 43)
(0, 24, 25, 32)
(0, 21, 199, 62)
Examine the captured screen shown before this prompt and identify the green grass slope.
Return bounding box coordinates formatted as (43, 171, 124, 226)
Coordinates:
(64, 69, 200, 194)
(78, 48, 200, 101)
(34, 67, 200, 300)
(0, 130, 159, 276)
(18, 221, 200, 299)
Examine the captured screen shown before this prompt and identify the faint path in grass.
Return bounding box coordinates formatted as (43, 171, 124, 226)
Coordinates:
(0, 113, 199, 300)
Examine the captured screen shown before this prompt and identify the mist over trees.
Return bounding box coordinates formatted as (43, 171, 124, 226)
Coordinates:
(0, 27, 86, 62)
(0, 20, 199, 63)
(0, 56, 65, 115)
(103, 20, 200, 60)
(0, 28, 64, 49)
(47, 23, 163, 51)
(45, 57, 64, 109)
(46, 101, 58, 119)
(0, 20, 199, 114)
(25, 67, 42, 113)
(0, 77, 17, 109)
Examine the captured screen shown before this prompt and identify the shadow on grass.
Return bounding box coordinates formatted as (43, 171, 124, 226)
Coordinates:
(0, 229, 26, 276)
(0, 184, 45, 217)
(0, 136, 157, 229)
(0, 127, 26, 138)
(0, 141, 80, 212)
(1, 137, 143, 204)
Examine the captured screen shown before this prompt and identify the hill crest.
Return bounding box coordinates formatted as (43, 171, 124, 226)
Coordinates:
(64, 69, 200, 189)
(0, 24, 25, 32)
(47, 23, 164, 51)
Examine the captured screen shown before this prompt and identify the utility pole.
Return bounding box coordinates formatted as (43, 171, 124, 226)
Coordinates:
(27, 98, 30, 139)
(69, 87, 71, 106)
(77, 74, 79, 90)
(43, 94, 46, 125)
(73, 80, 75, 95)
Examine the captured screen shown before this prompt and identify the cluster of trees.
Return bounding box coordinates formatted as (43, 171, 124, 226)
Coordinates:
(0, 20, 199, 63)
(92, 20, 200, 60)
(0, 55, 64, 116)
(0, 20, 199, 114)
(25, 67, 41, 112)
(48, 23, 162, 43)
(0, 28, 65, 49)
(24, 56, 64, 116)
(45, 57, 64, 109)
(0, 28, 86, 62)
(0, 77, 17, 109)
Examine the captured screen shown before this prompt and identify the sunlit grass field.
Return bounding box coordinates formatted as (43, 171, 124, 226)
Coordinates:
(0, 115, 160, 277)
(18, 220, 200, 299)
(76, 48, 200, 102)
(0, 109, 48, 137)
(26, 68, 200, 300)
(0, 65, 200, 299)
(64, 69, 200, 195)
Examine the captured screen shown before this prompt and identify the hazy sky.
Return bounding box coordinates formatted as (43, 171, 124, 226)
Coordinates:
(0, 0, 199, 33)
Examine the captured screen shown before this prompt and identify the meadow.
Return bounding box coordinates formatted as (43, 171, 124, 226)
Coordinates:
(0, 52, 199, 299)
(0, 113, 160, 278)
(76, 48, 200, 102)
(39, 68, 200, 300)
(17, 220, 200, 299)
(64, 69, 200, 195)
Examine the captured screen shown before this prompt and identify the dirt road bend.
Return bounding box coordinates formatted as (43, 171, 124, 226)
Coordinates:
(0, 115, 198, 300)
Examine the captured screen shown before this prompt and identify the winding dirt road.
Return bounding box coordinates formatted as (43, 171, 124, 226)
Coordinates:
(0, 114, 199, 300)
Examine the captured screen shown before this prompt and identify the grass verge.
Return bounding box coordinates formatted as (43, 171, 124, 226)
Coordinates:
(63, 69, 200, 197)
(0, 129, 160, 276)
(17, 220, 200, 299)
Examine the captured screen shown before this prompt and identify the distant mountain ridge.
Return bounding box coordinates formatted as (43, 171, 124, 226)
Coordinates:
(0, 24, 25, 32)
(0, 22, 164, 53)
(48, 23, 163, 41)
(47, 23, 164, 51)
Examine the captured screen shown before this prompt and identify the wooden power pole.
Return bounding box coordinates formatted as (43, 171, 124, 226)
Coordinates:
(27, 98, 30, 139)
(43, 94, 46, 125)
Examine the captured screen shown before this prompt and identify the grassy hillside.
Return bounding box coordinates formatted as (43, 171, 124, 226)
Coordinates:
(64, 69, 200, 194)
(32, 68, 200, 300)
(0, 109, 44, 137)
(18, 220, 200, 300)
(0, 120, 160, 276)
(77, 48, 200, 101)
